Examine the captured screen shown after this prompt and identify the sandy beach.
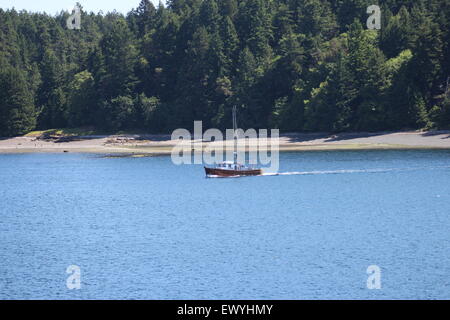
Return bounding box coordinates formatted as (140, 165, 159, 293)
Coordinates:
(0, 131, 449, 155)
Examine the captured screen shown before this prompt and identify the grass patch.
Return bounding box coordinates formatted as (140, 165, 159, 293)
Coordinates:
(23, 127, 148, 138)
(25, 127, 103, 137)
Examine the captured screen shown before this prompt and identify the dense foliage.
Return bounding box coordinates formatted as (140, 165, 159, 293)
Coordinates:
(0, 0, 449, 136)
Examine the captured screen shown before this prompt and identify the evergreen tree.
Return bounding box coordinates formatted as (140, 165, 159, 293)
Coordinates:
(380, 6, 414, 58)
(219, 0, 238, 18)
(0, 67, 36, 136)
(220, 16, 239, 75)
(199, 0, 220, 34)
(409, 17, 444, 103)
(67, 70, 95, 127)
(96, 18, 139, 100)
(237, 0, 273, 64)
(129, 0, 157, 37)
(37, 49, 67, 128)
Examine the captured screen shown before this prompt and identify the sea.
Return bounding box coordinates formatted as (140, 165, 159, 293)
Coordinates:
(0, 150, 449, 299)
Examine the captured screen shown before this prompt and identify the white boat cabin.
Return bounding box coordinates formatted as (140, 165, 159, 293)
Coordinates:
(216, 162, 245, 171)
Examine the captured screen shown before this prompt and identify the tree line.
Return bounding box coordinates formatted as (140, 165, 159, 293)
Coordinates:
(0, 0, 449, 137)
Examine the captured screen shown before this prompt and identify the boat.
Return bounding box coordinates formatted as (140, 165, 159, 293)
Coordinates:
(205, 162, 262, 177)
(204, 106, 263, 177)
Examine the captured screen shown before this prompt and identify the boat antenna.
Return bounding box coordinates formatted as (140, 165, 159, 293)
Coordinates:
(233, 106, 238, 165)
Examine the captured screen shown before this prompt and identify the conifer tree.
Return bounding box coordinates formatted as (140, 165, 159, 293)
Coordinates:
(0, 67, 36, 136)
(37, 49, 67, 128)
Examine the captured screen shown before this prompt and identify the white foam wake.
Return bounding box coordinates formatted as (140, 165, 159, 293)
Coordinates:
(262, 166, 450, 177)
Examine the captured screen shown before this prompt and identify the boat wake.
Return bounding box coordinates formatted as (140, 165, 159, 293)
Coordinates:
(262, 165, 450, 177)
(206, 174, 243, 179)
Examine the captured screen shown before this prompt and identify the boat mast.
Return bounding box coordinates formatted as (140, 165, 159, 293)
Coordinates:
(233, 106, 238, 165)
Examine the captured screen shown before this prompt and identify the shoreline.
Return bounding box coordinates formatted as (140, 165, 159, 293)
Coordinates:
(0, 131, 449, 155)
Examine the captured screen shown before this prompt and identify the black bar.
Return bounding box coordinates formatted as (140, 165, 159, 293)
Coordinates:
(0, 300, 447, 318)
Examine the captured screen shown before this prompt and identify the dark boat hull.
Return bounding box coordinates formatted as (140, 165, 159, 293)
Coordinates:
(205, 167, 262, 177)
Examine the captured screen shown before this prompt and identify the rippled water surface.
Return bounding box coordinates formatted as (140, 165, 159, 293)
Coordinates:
(1, 150, 449, 299)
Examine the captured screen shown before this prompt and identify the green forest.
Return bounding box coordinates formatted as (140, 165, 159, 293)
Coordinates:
(0, 0, 449, 136)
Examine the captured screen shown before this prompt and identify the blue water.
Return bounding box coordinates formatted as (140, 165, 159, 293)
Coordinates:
(0, 150, 449, 300)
